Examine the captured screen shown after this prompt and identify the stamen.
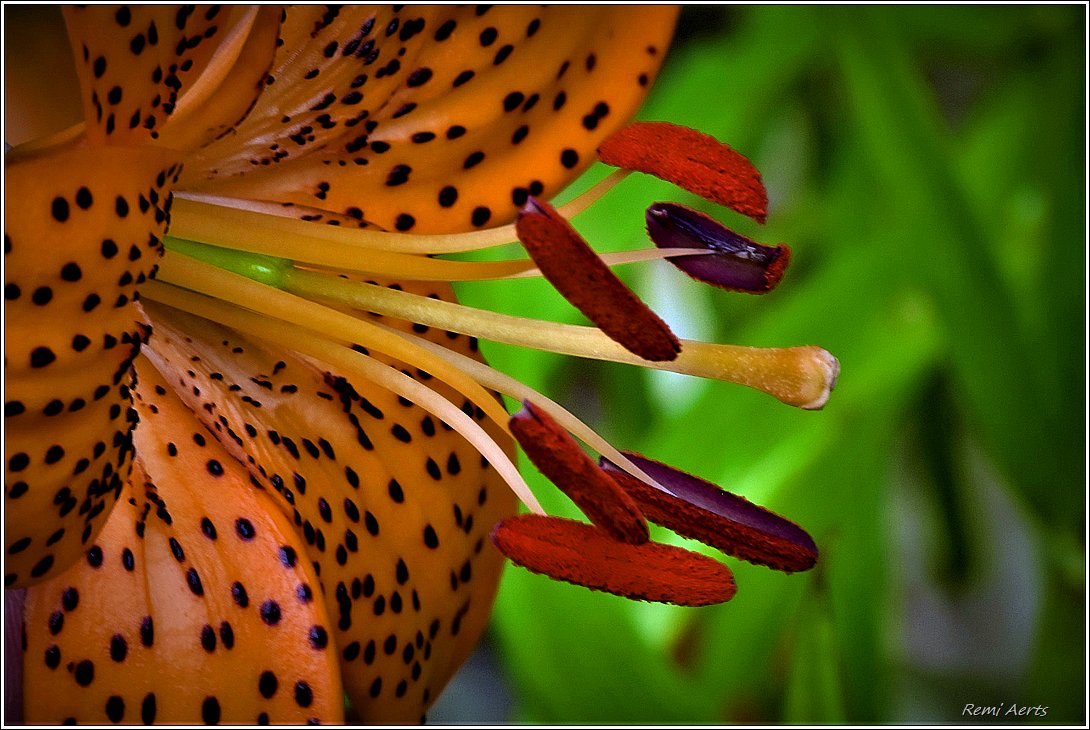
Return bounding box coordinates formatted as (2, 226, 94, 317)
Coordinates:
(506, 247, 714, 280)
(169, 170, 629, 255)
(600, 453, 818, 573)
(646, 202, 790, 294)
(283, 267, 839, 409)
(510, 401, 648, 545)
(553, 169, 632, 220)
(299, 246, 715, 283)
(168, 231, 707, 284)
(164, 231, 536, 282)
(372, 321, 670, 495)
(491, 514, 737, 606)
(516, 197, 681, 362)
(154, 251, 513, 431)
(598, 122, 769, 223)
(144, 281, 544, 515)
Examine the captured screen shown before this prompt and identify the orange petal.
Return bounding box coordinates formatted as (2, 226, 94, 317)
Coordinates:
(4, 144, 179, 587)
(515, 197, 681, 362)
(182, 6, 679, 234)
(598, 121, 769, 223)
(509, 401, 648, 544)
(61, 5, 223, 144)
(139, 284, 517, 724)
(491, 514, 736, 606)
(182, 6, 445, 185)
(155, 6, 283, 152)
(21, 357, 344, 724)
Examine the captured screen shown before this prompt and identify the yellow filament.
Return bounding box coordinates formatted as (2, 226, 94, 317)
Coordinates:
(506, 247, 712, 279)
(164, 226, 533, 281)
(373, 320, 669, 493)
(145, 281, 544, 514)
(169, 170, 630, 255)
(153, 251, 513, 431)
(297, 246, 713, 282)
(284, 268, 840, 409)
(166, 221, 710, 282)
(550, 169, 632, 220)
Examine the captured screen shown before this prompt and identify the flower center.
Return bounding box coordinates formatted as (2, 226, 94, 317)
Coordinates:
(145, 120, 839, 536)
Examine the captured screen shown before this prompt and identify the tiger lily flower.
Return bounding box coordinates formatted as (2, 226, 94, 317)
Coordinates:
(4, 5, 838, 725)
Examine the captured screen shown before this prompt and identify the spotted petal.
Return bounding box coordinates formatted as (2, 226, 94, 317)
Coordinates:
(61, 5, 280, 149)
(21, 358, 343, 724)
(4, 0, 281, 584)
(4, 144, 178, 588)
(182, 6, 680, 233)
(140, 289, 517, 723)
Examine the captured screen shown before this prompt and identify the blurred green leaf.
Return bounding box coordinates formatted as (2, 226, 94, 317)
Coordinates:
(473, 6, 1085, 724)
(828, 7, 1079, 531)
(784, 596, 847, 723)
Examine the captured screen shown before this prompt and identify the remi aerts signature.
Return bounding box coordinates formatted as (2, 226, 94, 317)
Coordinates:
(963, 704, 1049, 719)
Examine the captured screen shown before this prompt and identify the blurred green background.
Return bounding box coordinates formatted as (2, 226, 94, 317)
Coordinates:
(437, 5, 1086, 724)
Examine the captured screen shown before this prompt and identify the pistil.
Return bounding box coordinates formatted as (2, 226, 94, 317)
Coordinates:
(293, 272, 837, 407)
(154, 244, 837, 409)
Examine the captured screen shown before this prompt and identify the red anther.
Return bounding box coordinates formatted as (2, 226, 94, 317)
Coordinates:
(490, 514, 737, 606)
(515, 197, 681, 362)
(601, 453, 818, 573)
(598, 122, 769, 223)
(510, 401, 649, 545)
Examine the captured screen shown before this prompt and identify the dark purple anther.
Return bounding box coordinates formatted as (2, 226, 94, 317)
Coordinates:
(646, 202, 791, 294)
(601, 452, 818, 573)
